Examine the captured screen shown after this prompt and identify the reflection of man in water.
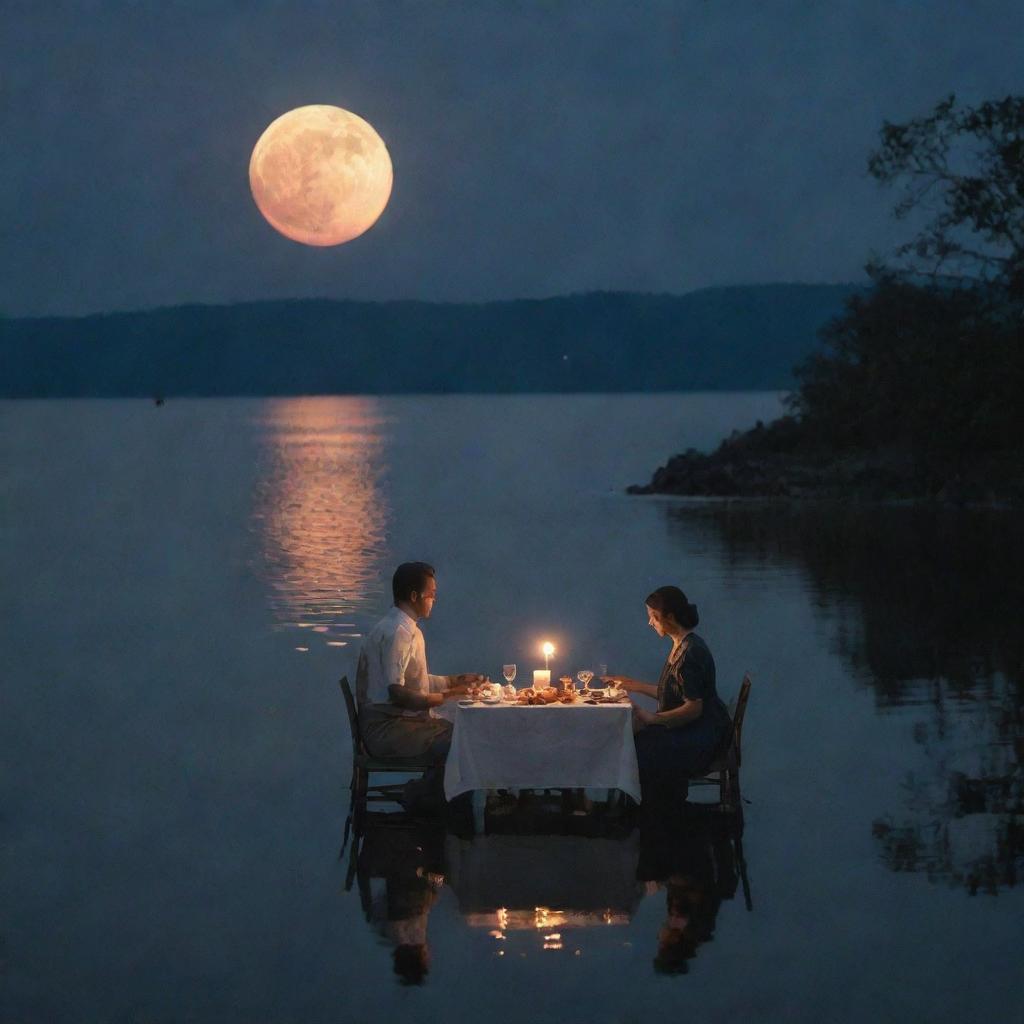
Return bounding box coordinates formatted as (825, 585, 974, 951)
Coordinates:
(357, 561, 483, 809)
(383, 867, 442, 985)
(358, 818, 445, 986)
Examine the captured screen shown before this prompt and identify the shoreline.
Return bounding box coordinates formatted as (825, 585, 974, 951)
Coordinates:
(626, 435, 1023, 508)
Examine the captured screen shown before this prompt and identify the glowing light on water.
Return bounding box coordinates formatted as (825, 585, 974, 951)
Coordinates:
(253, 397, 391, 640)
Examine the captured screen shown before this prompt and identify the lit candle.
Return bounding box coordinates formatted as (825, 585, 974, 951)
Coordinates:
(542, 642, 555, 670)
(533, 669, 551, 687)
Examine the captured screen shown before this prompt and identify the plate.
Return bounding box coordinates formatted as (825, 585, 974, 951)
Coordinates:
(457, 699, 480, 707)
(481, 697, 503, 704)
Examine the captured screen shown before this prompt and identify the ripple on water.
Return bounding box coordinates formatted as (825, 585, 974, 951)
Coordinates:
(251, 397, 391, 638)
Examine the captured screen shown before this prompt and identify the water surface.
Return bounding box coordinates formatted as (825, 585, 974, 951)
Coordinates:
(2, 394, 1021, 1023)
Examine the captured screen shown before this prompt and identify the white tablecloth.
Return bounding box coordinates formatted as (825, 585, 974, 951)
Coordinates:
(444, 702, 641, 803)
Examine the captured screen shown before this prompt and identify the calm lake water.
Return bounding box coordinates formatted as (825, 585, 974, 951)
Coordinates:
(2, 394, 1022, 1023)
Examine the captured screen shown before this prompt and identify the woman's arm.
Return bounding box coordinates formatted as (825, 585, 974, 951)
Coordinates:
(605, 676, 659, 699)
(634, 698, 703, 728)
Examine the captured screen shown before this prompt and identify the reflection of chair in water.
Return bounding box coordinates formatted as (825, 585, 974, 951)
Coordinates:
(343, 803, 753, 974)
(338, 676, 436, 853)
(689, 674, 751, 813)
(350, 812, 446, 986)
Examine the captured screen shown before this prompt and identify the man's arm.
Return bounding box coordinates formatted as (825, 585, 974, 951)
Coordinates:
(388, 683, 443, 710)
(380, 626, 442, 709)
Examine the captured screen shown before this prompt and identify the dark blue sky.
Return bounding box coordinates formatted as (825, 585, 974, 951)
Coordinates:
(3, 1, 1022, 317)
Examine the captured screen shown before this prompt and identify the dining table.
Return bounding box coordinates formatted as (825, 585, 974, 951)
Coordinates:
(442, 694, 642, 807)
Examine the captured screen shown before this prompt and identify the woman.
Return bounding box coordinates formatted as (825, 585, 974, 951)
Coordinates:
(606, 586, 731, 802)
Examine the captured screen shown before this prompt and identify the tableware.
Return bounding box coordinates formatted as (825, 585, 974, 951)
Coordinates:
(458, 699, 479, 707)
(503, 664, 517, 685)
(577, 668, 594, 690)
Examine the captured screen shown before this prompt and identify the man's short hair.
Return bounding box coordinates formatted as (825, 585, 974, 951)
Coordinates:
(392, 562, 436, 604)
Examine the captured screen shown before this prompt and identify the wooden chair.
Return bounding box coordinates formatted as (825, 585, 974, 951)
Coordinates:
(689, 674, 751, 813)
(338, 676, 436, 854)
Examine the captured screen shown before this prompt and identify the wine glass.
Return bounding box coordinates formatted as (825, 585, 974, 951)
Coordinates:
(577, 668, 594, 694)
(503, 664, 517, 685)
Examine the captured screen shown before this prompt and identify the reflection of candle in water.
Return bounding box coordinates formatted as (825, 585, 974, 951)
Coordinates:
(533, 670, 551, 687)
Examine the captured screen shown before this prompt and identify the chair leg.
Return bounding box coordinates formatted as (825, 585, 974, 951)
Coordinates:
(730, 769, 742, 813)
(735, 834, 753, 911)
(354, 767, 369, 835)
(340, 767, 358, 858)
(344, 832, 360, 892)
(339, 813, 352, 859)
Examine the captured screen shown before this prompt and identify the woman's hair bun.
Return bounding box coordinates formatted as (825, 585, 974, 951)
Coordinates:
(645, 586, 699, 629)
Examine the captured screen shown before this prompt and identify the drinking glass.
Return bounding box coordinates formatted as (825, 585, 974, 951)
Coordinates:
(503, 664, 517, 685)
(577, 668, 594, 693)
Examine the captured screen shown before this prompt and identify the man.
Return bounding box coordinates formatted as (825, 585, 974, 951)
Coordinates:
(356, 562, 483, 806)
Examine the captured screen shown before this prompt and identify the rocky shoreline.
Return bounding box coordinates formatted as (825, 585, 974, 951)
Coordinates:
(626, 419, 1022, 505)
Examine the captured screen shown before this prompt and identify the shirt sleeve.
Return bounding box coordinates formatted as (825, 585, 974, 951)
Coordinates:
(382, 625, 416, 692)
(679, 643, 712, 702)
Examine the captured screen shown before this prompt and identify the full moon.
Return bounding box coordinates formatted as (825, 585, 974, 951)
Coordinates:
(249, 105, 393, 246)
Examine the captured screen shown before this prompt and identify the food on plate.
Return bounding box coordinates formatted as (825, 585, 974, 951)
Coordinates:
(515, 685, 562, 705)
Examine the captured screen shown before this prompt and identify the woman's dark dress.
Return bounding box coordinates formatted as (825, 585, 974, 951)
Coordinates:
(634, 633, 731, 793)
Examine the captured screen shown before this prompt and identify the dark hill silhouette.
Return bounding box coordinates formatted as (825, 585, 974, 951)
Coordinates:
(0, 284, 860, 397)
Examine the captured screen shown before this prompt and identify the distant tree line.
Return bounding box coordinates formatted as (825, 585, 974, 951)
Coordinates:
(0, 286, 857, 398)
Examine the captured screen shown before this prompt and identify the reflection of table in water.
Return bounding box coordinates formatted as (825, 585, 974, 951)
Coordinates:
(446, 832, 642, 940)
(444, 702, 641, 804)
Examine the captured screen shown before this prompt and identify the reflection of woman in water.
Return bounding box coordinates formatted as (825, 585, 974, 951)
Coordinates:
(609, 586, 731, 802)
(638, 808, 739, 974)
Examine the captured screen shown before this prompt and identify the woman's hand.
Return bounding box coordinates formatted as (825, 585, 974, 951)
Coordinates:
(632, 704, 657, 727)
(603, 675, 637, 691)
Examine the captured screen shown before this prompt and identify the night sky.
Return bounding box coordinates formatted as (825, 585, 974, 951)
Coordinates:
(3, 1, 1022, 318)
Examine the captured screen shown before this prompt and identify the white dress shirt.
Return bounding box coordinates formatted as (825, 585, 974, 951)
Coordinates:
(356, 606, 448, 710)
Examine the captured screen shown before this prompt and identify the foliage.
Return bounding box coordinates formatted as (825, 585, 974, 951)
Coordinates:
(787, 95, 1024, 493)
(867, 93, 1024, 297)
(791, 276, 1023, 470)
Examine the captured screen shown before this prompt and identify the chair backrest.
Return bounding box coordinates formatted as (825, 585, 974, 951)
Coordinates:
(339, 676, 365, 756)
(730, 675, 752, 766)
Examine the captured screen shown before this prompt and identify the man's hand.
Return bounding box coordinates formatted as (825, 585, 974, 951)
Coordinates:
(448, 673, 486, 693)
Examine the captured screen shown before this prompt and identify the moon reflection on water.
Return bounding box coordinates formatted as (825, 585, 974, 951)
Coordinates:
(252, 396, 391, 646)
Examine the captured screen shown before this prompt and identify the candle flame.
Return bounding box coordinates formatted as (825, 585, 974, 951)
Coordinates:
(542, 642, 555, 657)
